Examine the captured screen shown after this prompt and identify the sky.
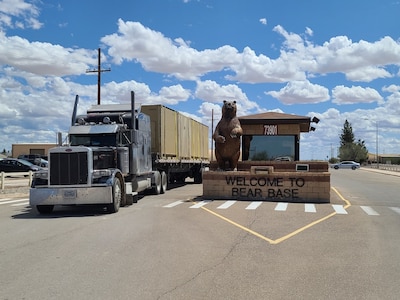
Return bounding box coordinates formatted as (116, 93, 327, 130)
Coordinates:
(1, 0, 400, 160)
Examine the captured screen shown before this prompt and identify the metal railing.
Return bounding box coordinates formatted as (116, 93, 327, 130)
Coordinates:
(0, 172, 33, 190)
(365, 164, 400, 172)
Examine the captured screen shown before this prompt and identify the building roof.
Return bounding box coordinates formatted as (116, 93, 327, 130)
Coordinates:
(238, 112, 312, 132)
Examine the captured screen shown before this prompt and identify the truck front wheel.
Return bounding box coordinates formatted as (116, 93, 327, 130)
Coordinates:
(108, 177, 121, 213)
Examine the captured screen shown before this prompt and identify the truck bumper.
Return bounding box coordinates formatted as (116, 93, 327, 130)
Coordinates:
(29, 186, 113, 206)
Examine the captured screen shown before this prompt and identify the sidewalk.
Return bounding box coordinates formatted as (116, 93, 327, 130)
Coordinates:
(360, 167, 400, 177)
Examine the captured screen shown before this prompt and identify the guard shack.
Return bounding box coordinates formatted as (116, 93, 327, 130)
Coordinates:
(203, 112, 330, 203)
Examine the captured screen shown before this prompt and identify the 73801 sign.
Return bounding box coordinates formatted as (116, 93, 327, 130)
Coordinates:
(263, 125, 278, 135)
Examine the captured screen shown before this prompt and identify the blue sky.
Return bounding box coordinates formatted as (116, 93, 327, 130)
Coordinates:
(1, 0, 400, 160)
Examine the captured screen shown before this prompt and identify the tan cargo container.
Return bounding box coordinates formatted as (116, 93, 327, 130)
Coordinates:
(141, 105, 209, 162)
(191, 119, 209, 160)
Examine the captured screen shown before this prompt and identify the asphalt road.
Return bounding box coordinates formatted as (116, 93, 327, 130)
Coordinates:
(1, 169, 399, 300)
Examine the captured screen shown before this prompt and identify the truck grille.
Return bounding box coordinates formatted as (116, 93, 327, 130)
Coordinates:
(50, 152, 89, 185)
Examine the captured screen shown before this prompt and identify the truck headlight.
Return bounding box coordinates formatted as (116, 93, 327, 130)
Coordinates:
(92, 169, 112, 179)
(33, 170, 48, 180)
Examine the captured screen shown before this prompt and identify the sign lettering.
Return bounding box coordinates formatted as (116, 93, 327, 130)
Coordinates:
(263, 125, 278, 135)
(225, 176, 305, 200)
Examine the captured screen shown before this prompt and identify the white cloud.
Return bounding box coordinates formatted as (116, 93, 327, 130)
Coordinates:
(266, 80, 330, 105)
(308, 36, 400, 80)
(100, 20, 400, 87)
(345, 66, 392, 82)
(382, 84, 400, 93)
(101, 19, 239, 80)
(0, 0, 42, 30)
(332, 85, 384, 105)
(259, 18, 267, 25)
(0, 33, 97, 76)
(194, 80, 260, 115)
(228, 46, 306, 83)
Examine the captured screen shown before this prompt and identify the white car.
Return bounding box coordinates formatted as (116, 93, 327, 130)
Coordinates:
(331, 161, 360, 170)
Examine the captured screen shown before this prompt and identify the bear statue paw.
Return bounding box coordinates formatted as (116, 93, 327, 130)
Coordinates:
(216, 136, 226, 143)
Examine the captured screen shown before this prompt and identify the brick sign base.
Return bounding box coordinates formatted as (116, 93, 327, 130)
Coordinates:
(203, 162, 330, 203)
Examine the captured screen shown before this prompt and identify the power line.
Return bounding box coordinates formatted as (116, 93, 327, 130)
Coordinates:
(86, 48, 111, 105)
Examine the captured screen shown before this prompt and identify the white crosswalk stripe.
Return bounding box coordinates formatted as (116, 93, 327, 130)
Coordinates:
(11, 202, 29, 207)
(189, 200, 211, 208)
(332, 205, 348, 214)
(2, 197, 400, 218)
(163, 200, 184, 208)
(274, 202, 288, 211)
(0, 198, 29, 205)
(217, 200, 236, 209)
(360, 206, 379, 216)
(162, 200, 400, 218)
(390, 207, 400, 215)
(246, 201, 262, 210)
(305, 203, 316, 213)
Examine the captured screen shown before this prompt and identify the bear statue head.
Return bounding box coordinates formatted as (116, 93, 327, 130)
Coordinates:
(222, 100, 237, 119)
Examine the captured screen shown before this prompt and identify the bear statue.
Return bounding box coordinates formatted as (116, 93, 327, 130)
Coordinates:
(212, 100, 243, 171)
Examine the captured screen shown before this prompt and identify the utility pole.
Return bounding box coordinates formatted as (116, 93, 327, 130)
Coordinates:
(86, 48, 111, 105)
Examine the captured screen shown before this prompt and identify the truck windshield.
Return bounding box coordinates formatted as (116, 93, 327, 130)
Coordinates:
(69, 134, 116, 147)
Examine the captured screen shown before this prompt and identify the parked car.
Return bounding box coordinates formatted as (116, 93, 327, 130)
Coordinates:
(36, 158, 48, 168)
(17, 154, 47, 166)
(331, 161, 360, 170)
(0, 158, 42, 173)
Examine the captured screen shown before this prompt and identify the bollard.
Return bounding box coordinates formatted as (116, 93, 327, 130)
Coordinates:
(28, 171, 33, 187)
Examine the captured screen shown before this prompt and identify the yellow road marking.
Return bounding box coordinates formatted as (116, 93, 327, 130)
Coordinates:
(198, 187, 350, 245)
(200, 206, 275, 244)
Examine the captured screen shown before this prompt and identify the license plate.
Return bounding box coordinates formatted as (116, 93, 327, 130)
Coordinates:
(63, 190, 77, 199)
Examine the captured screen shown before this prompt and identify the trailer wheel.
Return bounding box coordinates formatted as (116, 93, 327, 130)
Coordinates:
(108, 177, 121, 213)
(36, 205, 54, 214)
(151, 171, 162, 195)
(161, 171, 167, 194)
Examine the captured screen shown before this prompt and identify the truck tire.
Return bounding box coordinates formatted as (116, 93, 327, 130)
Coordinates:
(161, 171, 167, 194)
(151, 171, 162, 195)
(36, 205, 54, 214)
(108, 177, 121, 213)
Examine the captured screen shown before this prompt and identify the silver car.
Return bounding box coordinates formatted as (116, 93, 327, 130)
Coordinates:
(331, 161, 360, 170)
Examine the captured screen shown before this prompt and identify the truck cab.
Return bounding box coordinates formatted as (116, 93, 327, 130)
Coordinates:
(30, 92, 166, 214)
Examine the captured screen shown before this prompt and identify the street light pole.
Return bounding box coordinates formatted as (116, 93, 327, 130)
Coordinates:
(376, 121, 379, 169)
(363, 118, 379, 169)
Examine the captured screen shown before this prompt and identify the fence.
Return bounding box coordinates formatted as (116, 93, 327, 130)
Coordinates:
(365, 164, 400, 172)
(0, 172, 33, 190)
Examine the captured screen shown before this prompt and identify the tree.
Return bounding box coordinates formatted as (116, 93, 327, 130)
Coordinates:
(340, 120, 354, 146)
(251, 151, 269, 161)
(338, 120, 368, 163)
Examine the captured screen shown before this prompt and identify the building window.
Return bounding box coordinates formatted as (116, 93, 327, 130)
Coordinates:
(242, 135, 295, 161)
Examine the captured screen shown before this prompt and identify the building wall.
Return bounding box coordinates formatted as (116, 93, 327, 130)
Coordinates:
(203, 161, 330, 203)
(12, 144, 57, 158)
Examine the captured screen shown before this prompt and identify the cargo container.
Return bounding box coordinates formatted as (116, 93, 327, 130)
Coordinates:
(141, 105, 209, 162)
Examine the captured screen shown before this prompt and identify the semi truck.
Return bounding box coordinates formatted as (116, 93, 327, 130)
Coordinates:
(30, 91, 209, 214)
